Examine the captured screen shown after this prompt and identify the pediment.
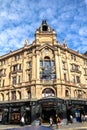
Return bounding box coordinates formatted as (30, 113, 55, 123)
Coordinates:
(38, 44, 55, 52)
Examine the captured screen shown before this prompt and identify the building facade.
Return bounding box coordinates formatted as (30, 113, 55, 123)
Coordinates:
(0, 20, 87, 124)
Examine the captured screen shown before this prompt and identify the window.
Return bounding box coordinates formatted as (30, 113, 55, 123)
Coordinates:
(84, 68, 87, 75)
(51, 74, 56, 79)
(18, 76, 21, 84)
(19, 64, 22, 70)
(42, 88, 55, 97)
(84, 60, 87, 65)
(18, 91, 21, 99)
(64, 73, 67, 81)
(1, 93, 4, 101)
(62, 61, 66, 69)
(42, 25, 48, 31)
(2, 79, 5, 87)
(86, 79, 87, 84)
(12, 76, 16, 84)
(13, 65, 18, 72)
(51, 61, 55, 67)
(14, 56, 17, 61)
(76, 76, 80, 83)
(28, 74, 31, 81)
(72, 75, 75, 83)
(28, 90, 31, 98)
(14, 55, 20, 61)
(0, 69, 2, 76)
(40, 60, 43, 66)
(71, 54, 76, 61)
(78, 90, 82, 98)
(12, 91, 16, 100)
(0, 80, 1, 87)
(71, 64, 79, 71)
(40, 57, 56, 80)
(65, 90, 69, 97)
(28, 62, 32, 68)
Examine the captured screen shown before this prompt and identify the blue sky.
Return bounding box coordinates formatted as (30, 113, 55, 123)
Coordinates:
(0, 0, 87, 56)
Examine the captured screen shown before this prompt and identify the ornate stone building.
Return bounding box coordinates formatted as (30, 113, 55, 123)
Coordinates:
(0, 20, 87, 124)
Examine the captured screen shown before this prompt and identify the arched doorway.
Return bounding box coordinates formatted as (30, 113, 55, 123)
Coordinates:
(41, 88, 56, 122)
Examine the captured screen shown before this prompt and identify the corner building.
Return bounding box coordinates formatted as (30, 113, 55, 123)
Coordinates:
(0, 20, 87, 124)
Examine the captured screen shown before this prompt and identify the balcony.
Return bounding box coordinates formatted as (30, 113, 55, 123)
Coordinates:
(70, 69, 81, 74)
(10, 69, 22, 74)
(40, 80, 54, 85)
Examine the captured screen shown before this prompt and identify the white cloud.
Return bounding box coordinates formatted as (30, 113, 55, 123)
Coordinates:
(0, 0, 87, 55)
(79, 27, 87, 36)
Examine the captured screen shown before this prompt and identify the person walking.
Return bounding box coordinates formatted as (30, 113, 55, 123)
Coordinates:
(56, 114, 61, 129)
(50, 116, 53, 128)
(20, 116, 25, 126)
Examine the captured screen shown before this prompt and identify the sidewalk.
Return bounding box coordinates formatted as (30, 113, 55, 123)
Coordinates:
(51, 122, 87, 130)
(0, 122, 87, 130)
(42, 122, 87, 130)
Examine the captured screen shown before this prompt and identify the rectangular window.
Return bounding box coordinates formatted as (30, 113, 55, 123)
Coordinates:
(28, 74, 31, 81)
(0, 80, 1, 87)
(71, 54, 76, 61)
(28, 62, 32, 68)
(19, 64, 22, 70)
(13, 65, 18, 71)
(44, 61, 51, 67)
(18, 76, 21, 84)
(14, 56, 17, 61)
(51, 74, 56, 79)
(62, 61, 66, 69)
(12, 76, 16, 84)
(2, 79, 5, 87)
(0, 70, 2, 76)
(12, 91, 16, 100)
(72, 75, 75, 83)
(51, 61, 54, 67)
(64, 73, 67, 81)
(76, 76, 80, 83)
(40, 61, 43, 66)
(86, 79, 87, 84)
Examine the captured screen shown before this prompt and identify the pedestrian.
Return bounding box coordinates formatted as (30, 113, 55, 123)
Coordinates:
(50, 117, 53, 127)
(20, 116, 25, 126)
(56, 114, 61, 129)
(39, 116, 42, 125)
(70, 115, 73, 123)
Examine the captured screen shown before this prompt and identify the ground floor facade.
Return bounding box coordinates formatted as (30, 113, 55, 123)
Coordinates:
(0, 97, 87, 124)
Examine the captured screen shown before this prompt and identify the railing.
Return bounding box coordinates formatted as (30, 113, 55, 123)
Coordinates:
(40, 80, 54, 84)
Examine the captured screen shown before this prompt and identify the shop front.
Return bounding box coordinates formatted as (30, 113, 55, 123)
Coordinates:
(65, 99, 87, 122)
(0, 101, 31, 125)
(36, 97, 66, 123)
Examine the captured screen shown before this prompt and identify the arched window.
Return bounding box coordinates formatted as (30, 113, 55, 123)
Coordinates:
(1, 93, 4, 101)
(74, 89, 85, 99)
(27, 90, 31, 98)
(11, 91, 16, 100)
(18, 91, 21, 99)
(40, 56, 56, 80)
(42, 88, 55, 97)
(65, 90, 69, 97)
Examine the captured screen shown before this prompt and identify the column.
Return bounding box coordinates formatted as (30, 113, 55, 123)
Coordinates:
(54, 51, 60, 80)
(66, 52, 71, 82)
(58, 49, 63, 81)
(8, 107, 11, 124)
(32, 53, 36, 80)
(36, 51, 40, 80)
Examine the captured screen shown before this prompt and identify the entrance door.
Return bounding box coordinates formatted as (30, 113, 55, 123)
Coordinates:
(42, 108, 56, 123)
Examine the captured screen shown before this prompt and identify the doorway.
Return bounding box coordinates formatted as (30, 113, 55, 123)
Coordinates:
(42, 107, 56, 123)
